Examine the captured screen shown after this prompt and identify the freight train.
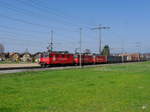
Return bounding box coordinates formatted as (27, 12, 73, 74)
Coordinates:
(39, 51, 145, 67)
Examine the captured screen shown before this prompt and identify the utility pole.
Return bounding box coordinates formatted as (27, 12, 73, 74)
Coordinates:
(50, 30, 53, 52)
(79, 28, 82, 68)
(121, 40, 125, 63)
(91, 24, 110, 54)
(135, 42, 141, 53)
(135, 42, 141, 62)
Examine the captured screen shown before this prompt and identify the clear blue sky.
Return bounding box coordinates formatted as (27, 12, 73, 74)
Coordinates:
(0, 0, 150, 53)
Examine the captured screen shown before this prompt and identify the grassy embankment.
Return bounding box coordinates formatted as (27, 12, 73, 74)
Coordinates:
(0, 62, 150, 112)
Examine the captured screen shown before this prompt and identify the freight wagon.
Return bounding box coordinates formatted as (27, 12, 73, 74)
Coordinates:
(107, 56, 122, 63)
(74, 54, 94, 65)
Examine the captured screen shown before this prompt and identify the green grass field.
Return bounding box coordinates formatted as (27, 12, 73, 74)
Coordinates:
(0, 62, 150, 112)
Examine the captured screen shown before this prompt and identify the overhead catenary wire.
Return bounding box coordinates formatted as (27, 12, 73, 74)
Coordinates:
(0, 31, 79, 47)
(0, 1, 77, 32)
(0, 2, 80, 33)
(0, 0, 93, 39)
(0, 24, 81, 48)
(30, 0, 91, 28)
(15, 0, 91, 29)
(0, 13, 51, 29)
(0, 27, 49, 38)
(0, 24, 79, 40)
(0, 0, 96, 53)
(0, 34, 47, 44)
(0, 25, 50, 34)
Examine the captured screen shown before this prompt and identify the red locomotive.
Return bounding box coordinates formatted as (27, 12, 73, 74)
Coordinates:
(39, 51, 108, 67)
(73, 54, 94, 65)
(39, 52, 74, 67)
(93, 55, 107, 64)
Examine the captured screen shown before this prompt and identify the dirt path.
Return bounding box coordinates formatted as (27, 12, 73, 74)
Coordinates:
(0, 63, 40, 68)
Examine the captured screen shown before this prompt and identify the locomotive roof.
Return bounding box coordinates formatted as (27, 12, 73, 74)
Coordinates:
(43, 51, 73, 55)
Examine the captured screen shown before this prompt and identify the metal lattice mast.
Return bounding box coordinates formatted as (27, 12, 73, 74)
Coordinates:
(79, 28, 82, 68)
(91, 24, 110, 54)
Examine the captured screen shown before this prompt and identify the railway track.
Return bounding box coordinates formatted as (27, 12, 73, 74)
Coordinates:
(0, 64, 104, 74)
(0, 62, 143, 74)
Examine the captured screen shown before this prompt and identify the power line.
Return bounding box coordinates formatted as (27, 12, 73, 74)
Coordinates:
(29, 0, 91, 28)
(0, 25, 49, 34)
(0, 1, 96, 53)
(0, 3, 77, 32)
(0, 24, 80, 45)
(0, 14, 79, 37)
(30, 0, 77, 20)
(0, 1, 87, 34)
(0, 34, 47, 44)
(0, 13, 51, 28)
(0, 27, 49, 38)
(0, 24, 78, 39)
(16, 0, 80, 27)
(0, 1, 78, 31)
(16, 0, 91, 29)
(0, 30, 79, 48)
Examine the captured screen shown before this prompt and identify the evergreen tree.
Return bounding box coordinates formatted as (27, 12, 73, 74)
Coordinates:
(102, 45, 110, 56)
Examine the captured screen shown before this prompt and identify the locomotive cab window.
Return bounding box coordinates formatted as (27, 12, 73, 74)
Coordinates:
(74, 55, 78, 58)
